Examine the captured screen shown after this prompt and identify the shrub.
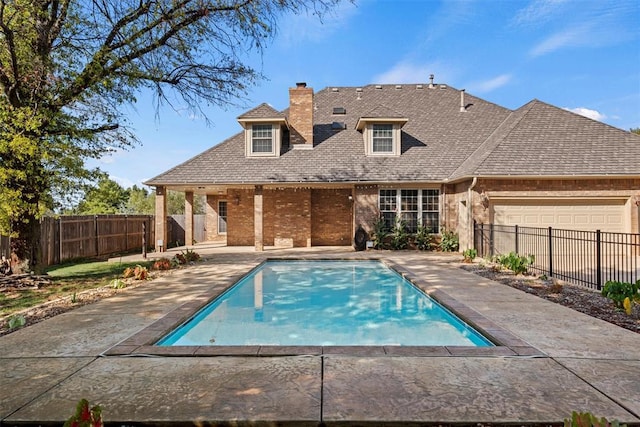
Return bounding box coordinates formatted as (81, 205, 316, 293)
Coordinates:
(414, 224, 434, 251)
(174, 253, 187, 265)
(439, 229, 459, 252)
(462, 248, 477, 262)
(64, 398, 103, 427)
(564, 411, 626, 427)
(8, 315, 26, 330)
(371, 216, 388, 250)
(390, 218, 410, 250)
(152, 258, 172, 271)
(111, 278, 126, 289)
(133, 265, 149, 280)
(602, 279, 640, 313)
(182, 249, 200, 263)
(123, 265, 149, 280)
(495, 252, 535, 275)
(122, 267, 135, 279)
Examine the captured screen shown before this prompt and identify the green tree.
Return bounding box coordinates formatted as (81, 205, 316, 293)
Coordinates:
(75, 176, 129, 214)
(631, 127, 640, 135)
(0, 0, 341, 269)
(167, 191, 205, 215)
(123, 185, 155, 214)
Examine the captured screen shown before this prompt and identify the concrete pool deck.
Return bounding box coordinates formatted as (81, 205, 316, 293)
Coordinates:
(1, 245, 639, 426)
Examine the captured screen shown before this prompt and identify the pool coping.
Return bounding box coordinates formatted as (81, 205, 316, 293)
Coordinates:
(103, 258, 546, 358)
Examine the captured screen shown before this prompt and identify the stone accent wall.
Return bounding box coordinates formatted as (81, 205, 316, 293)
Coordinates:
(289, 83, 314, 145)
(311, 188, 353, 245)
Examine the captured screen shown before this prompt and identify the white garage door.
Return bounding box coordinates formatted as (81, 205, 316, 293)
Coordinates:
(492, 199, 626, 232)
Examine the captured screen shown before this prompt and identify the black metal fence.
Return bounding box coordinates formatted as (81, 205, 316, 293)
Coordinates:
(474, 223, 640, 290)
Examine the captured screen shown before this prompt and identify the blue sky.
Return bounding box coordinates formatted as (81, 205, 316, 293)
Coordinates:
(89, 0, 640, 189)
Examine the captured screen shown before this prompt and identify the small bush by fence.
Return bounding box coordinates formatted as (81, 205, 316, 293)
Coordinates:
(474, 223, 640, 290)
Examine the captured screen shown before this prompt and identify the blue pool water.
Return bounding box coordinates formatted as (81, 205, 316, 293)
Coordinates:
(157, 260, 493, 347)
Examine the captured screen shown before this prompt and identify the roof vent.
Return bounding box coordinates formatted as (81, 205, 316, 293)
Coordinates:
(375, 85, 382, 90)
(395, 85, 402, 89)
(460, 89, 467, 113)
(355, 88, 363, 92)
(331, 87, 339, 92)
(331, 121, 347, 130)
(428, 74, 435, 89)
(356, 87, 363, 100)
(439, 84, 447, 90)
(416, 84, 424, 89)
(333, 107, 346, 115)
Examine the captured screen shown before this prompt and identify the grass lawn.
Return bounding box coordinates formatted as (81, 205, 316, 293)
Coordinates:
(0, 259, 153, 317)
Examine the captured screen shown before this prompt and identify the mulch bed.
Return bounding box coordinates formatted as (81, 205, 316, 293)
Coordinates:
(459, 262, 640, 334)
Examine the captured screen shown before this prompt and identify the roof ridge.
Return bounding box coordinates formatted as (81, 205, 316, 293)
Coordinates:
(448, 100, 538, 179)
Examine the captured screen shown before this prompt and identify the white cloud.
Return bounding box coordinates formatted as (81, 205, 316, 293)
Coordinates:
(563, 107, 606, 122)
(467, 74, 512, 94)
(529, 25, 589, 57)
(512, 0, 570, 27)
(372, 61, 454, 85)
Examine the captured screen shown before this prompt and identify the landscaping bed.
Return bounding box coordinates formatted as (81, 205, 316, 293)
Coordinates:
(459, 262, 640, 334)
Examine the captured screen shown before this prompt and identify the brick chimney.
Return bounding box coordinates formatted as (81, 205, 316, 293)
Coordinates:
(289, 82, 314, 146)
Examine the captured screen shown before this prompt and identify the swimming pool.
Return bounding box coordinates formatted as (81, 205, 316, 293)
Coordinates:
(157, 260, 493, 347)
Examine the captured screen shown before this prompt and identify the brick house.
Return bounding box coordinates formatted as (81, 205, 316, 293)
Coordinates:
(145, 81, 640, 252)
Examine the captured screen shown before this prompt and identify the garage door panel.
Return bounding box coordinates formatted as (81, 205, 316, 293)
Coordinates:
(492, 199, 625, 232)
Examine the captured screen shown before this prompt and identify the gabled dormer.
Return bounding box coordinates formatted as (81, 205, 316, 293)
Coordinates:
(237, 103, 288, 157)
(356, 105, 408, 156)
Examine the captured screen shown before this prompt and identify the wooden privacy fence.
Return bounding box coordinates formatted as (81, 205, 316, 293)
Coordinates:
(40, 215, 155, 266)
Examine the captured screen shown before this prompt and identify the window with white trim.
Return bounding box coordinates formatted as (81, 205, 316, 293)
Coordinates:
(378, 189, 440, 233)
(218, 200, 227, 234)
(251, 124, 273, 153)
(372, 124, 393, 153)
(379, 189, 397, 230)
(400, 190, 419, 233)
(421, 189, 440, 233)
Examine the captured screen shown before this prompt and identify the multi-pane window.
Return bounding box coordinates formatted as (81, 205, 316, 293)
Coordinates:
(400, 190, 419, 233)
(218, 201, 228, 234)
(372, 124, 393, 153)
(421, 189, 440, 233)
(379, 189, 397, 230)
(378, 189, 440, 233)
(251, 124, 273, 153)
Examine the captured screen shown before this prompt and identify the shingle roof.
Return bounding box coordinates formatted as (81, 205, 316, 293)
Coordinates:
(237, 103, 285, 120)
(145, 84, 640, 187)
(451, 100, 640, 178)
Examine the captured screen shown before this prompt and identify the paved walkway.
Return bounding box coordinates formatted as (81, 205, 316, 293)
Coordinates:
(1, 245, 639, 426)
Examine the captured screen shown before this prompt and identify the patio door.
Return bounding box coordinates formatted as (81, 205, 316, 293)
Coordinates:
(218, 201, 228, 234)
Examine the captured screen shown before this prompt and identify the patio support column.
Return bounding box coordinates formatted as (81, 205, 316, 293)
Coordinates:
(254, 185, 264, 251)
(185, 191, 194, 246)
(155, 186, 167, 252)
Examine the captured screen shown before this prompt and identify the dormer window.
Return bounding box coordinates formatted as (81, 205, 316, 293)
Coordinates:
(251, 124, 274, 153)
(237, 103, 288, 158)
(356, 106, 408, 157)
(372, 124, 393, 153)
(243, 123, 282, 157)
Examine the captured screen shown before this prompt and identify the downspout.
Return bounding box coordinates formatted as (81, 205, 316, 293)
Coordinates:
(467, 177, 478, 251)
